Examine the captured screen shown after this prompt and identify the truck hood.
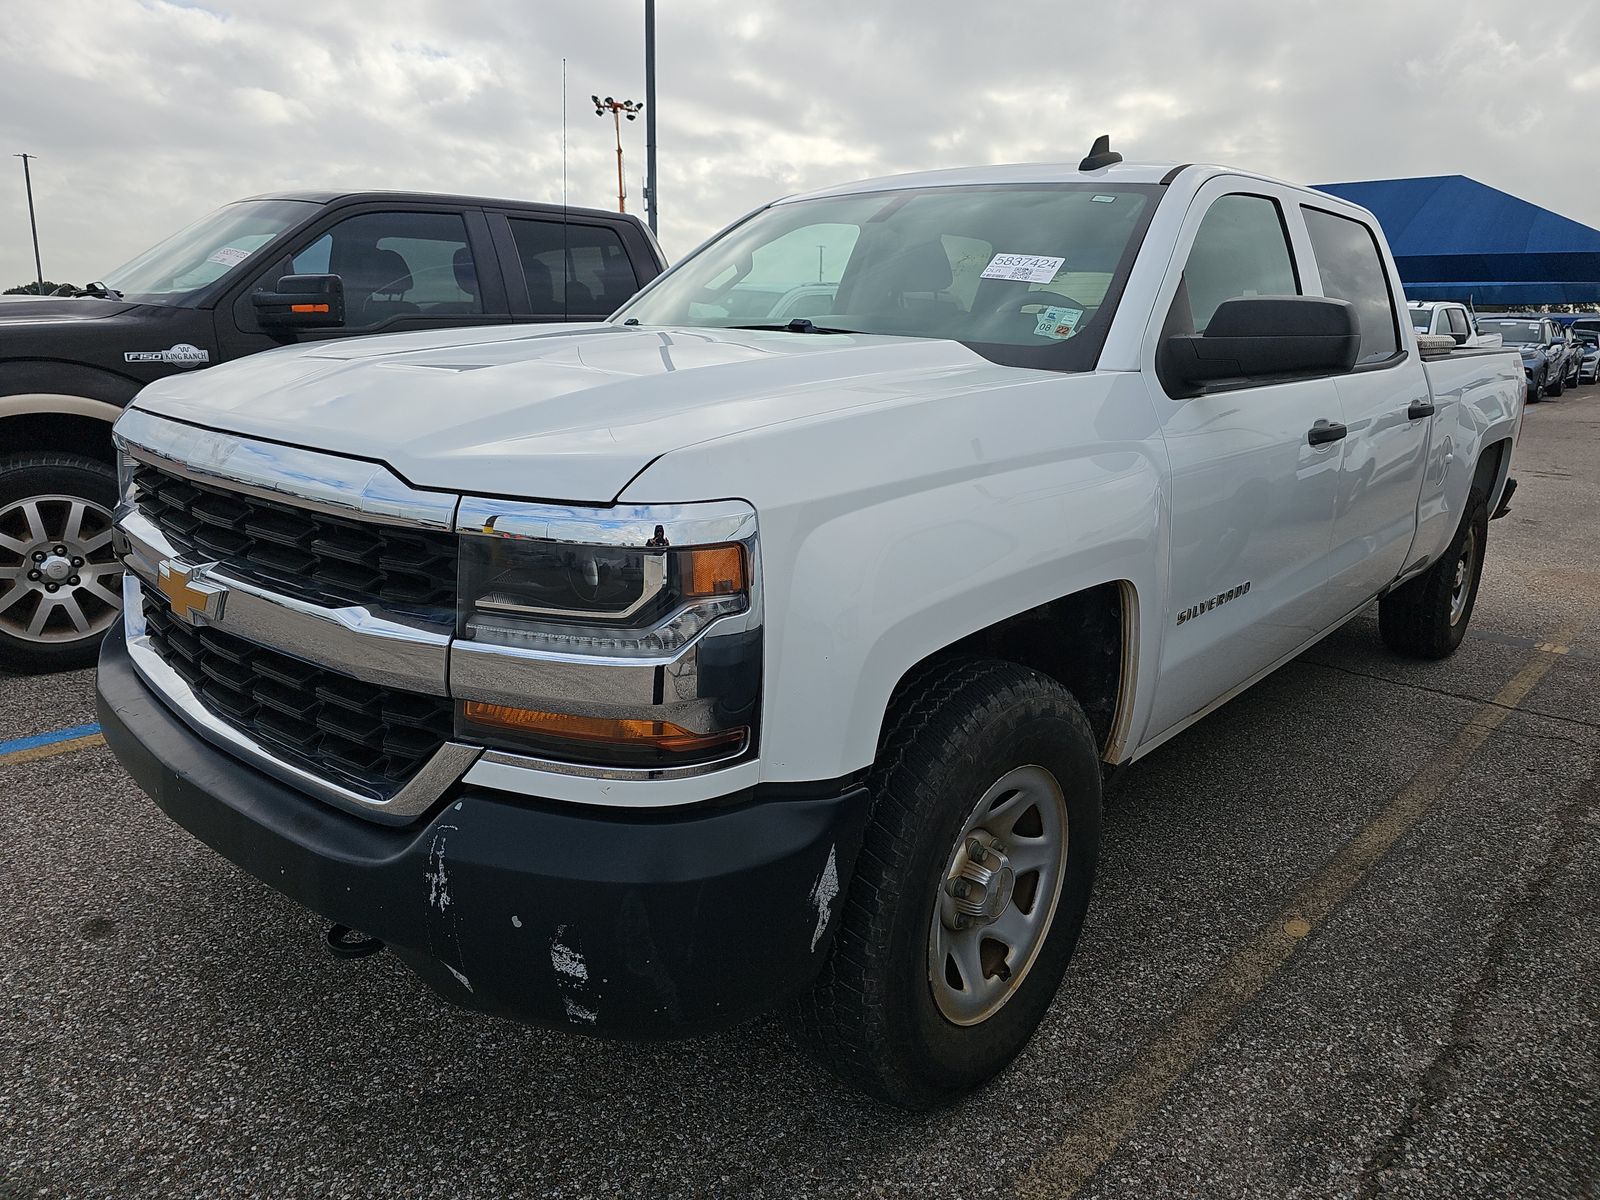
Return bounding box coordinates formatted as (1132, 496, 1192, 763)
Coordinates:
(0, 295, 143, 324)
(131, 323, 1016, 502)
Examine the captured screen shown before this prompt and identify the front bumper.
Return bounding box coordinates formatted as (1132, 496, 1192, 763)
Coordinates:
(97, 625, 868, 1037)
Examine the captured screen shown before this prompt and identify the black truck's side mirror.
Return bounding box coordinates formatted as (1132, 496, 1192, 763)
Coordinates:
(1165, 296, 1360, 392)
(252, 274, 346, 331)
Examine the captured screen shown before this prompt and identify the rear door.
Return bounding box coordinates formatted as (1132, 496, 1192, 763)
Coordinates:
(1299, 203, 1433, 616)
(490, 213, 647, 321)
(1143, 179, 1348, 737)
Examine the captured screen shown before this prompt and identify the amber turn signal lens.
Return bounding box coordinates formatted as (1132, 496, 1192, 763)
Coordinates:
(684, 544, 746, 598)
(290, 303, 330, 313)
(463, 701, 746, 754)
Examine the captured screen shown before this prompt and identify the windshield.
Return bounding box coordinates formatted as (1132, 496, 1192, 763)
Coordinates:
(1575, 330, 1598, 347)
(1489, 321, 1542, 344)
(101, 199, 317, 305)
(616, 183, 1162, 371)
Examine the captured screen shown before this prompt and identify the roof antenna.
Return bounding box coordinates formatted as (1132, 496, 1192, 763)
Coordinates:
(1079, 134, 1122, 172)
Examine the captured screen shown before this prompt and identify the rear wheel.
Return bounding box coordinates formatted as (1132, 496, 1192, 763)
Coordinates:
(1378, 489, 1488, 660)
(792, 658, 1102, 1109)
(0, 454, 124, 672)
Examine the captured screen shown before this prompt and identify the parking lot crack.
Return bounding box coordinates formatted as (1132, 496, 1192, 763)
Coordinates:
(1354, 763, 1600, 1198)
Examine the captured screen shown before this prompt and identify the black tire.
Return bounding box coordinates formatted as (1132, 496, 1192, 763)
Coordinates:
(1378, 489, 1489, 660)
(1526, 376, 1541, 404)
(1547, 367, 1564, 397)
(791, 657, 1102, 1109)
(0, 453, 122, 673)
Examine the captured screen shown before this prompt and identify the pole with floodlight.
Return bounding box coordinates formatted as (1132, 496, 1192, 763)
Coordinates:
(592, 95, 641, 214)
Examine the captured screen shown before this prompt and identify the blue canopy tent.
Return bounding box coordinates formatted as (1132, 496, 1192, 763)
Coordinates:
(1314, 175, 1600, 305)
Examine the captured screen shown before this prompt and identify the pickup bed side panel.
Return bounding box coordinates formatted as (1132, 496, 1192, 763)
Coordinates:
(621, 370, 1169, 784)
(1407, 351, 1524, 576)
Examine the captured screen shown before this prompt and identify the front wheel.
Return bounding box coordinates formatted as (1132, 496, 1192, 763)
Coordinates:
(1547, 367, 1565, 397)
(791, 658, 1102, 1109)
(1378, 489, 1488, 659)
(0, 453, 124, 672)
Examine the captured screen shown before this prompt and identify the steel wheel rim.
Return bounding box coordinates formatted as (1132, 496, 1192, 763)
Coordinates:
(1449, 524, 1477, 627)
(0, 494, 123, 644)
(928, 764, 1069, 1026)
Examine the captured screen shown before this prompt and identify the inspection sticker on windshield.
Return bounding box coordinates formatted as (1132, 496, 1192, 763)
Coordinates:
(205, 246, 251, 268)
(1034, 305, 1084, 341)
(981, 253, 1065, 283)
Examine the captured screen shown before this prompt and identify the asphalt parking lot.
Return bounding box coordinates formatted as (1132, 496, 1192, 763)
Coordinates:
(3, 388, 1599, 1200)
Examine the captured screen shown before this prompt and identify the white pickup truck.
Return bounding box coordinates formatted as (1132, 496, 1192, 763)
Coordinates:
(1406, 300, 1503, 349)
(97, 144, 1524, 1109)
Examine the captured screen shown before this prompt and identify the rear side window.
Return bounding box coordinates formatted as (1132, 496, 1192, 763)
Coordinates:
(1302, 207, 1400, 363)
(1171, 194, 1300, 335)
(508, 219, 639, 316)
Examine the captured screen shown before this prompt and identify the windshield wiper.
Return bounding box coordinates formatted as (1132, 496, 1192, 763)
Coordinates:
(61, 281, 123, 300)
(724, 318, 860, 335)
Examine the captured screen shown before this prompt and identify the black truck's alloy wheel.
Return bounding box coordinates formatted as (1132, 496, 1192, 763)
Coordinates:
(0, 454, 123, 671)
(793, 658, 1101, 1109)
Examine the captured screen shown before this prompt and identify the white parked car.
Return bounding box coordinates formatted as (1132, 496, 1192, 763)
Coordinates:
(99, 143, 1525, 1108)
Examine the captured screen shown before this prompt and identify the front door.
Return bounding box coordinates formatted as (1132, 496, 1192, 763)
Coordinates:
(1142, 182, 1348, 738)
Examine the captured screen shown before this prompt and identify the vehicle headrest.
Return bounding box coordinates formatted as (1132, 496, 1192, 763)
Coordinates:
(344, 246, 412, 295)
(882, 240, 953, 294)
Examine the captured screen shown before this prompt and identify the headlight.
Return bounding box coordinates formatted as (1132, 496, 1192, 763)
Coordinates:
(451, 497, 762, 771)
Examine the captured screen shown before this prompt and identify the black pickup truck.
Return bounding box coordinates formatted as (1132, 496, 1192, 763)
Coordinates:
(0, 191, 665, 670)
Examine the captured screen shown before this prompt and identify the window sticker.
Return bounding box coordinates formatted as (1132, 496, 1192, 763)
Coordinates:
(1091, 195, 1116, 203)
(205, 246, 252, 268)
(980, 253, 1065, 283)
(1034, 304, 1084, 341)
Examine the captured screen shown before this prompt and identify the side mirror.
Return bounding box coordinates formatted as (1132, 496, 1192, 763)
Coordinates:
(1164, 296, 1360, 392)
(1451, 330, 1469, 345)
(252, 274, 345, 331)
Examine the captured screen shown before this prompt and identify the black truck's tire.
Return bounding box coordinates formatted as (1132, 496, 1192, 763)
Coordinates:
(0, 453, 123, 673)
(1547, 367, 1564, 397)
(1379, 489, 1489, 660)
(792, 657, 1102, 1109)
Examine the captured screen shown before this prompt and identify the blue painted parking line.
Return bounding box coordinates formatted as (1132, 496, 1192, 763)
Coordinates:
(0, 722, 103, 757)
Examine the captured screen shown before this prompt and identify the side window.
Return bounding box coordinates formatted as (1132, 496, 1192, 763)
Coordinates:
(1169, 193, 1299, 336)
(290, 211, 481, 327)
(1301, 207, 1400, 363)
(1446, 308, 1470, 339)
(508, 219, 640, 316)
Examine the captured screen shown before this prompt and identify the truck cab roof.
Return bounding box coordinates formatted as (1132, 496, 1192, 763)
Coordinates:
(237, 189, 632, 222)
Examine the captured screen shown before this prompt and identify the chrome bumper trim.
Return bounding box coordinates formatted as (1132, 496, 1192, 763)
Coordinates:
(119, 509, 452, 695)
(115, 407, 459, 531)
(123, 578, 480, 824)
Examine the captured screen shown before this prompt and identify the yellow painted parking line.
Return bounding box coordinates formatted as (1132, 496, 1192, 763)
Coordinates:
(1015, 617, 1587, 1199)
(0, 732, 106, 766)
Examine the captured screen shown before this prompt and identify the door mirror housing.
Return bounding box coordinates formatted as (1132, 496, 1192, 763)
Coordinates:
(1451, 330, 1469, 345)
(252, 274, 346, 331)
(1164, 296, 1361, 393)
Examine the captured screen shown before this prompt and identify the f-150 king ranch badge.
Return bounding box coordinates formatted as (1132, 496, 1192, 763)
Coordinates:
(124, 343, 209, 367)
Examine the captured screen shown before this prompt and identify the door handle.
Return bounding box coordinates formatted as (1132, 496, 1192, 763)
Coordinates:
(1408, 400, 1436, 419)
(1307, 420, 1347, 446)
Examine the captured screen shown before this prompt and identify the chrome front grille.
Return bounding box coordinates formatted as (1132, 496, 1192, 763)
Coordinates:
(140, 592, 455, 801)
(131, 462, 458, 614)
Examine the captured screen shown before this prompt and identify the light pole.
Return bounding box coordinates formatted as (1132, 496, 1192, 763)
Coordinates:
(13, 153, 44, 294)
(644, 0, 658, 233)
(592, 95, 641, 213)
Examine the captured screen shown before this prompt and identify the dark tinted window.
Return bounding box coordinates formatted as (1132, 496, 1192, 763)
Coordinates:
(1302, 207, 1399, 363)
(508, 220, 639, 316)
(1446, 308, 1470, 337)
(291, 211, 481, 328)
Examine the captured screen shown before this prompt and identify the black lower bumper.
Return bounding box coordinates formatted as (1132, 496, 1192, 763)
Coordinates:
(96, 627, 869, 1037)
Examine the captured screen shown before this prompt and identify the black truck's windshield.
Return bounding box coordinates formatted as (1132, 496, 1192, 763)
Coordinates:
(615, 183, 1162, 371)
(100, 198, 317, 306)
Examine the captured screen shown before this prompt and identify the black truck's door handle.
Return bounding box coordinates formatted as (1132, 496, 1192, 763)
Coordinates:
(1307, 420, 1347, 446)
(1408, 400, 1436, 419)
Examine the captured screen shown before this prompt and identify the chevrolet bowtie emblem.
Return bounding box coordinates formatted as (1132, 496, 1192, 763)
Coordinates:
(157, 560, 227, 625)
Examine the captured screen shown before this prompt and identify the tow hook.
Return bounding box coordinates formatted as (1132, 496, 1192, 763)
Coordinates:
(325, 923, 385, 959)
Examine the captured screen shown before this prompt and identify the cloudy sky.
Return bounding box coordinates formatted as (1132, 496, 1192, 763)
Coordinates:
(2, 0, 1598, 288)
